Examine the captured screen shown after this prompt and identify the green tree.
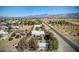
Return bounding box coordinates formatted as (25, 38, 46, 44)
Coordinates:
(0, 34, 2, 39)
(46, 31, 58, 51)
(7, 26, 12, 32)
(48, 37, 58, 51)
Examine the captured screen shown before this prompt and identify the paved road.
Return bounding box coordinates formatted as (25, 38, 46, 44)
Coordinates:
(44, 23, 79, 52)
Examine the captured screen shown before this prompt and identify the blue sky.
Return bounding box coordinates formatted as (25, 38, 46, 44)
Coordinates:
(0, 6, 79, 17)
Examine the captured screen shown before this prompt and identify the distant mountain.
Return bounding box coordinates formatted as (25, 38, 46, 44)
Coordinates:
(26, 13, 79, 18)
(25, 14, 65, 18)
(65, 13, 79, 17)
(0, 13, 79, 18)
(32, 14, 48, 16)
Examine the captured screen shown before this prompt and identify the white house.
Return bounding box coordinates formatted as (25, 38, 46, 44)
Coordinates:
(34, 24, 42, 28)
(31, 30, 45, 36)
(38, 43, 48, 48)
(38, 40, 48, 51)
(0, 30, 8, 35)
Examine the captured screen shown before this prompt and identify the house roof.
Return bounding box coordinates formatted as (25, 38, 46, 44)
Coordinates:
(38, 43, 48, 48)
(13, 30, 26, 33)
(31, 31, 45, 36)
(0, 30, 8, 34)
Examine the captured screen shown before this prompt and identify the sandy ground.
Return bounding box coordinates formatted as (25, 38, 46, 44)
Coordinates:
(66, 20, 79, 26)
(0, 38, 21, 52)
(0, 25, 33, 48)
(53, 25, 79, 45)
(18, 25, 33, 31)
(43, 23, 76, 52)
(0, 38, 20, 48)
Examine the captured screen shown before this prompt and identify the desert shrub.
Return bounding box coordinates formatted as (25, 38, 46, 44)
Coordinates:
(29, 38, 38, 51)
(11, 33, 16, 37)
(15, 35, 20, 38)
(35, 27, 40, 31)
(77, 33, 79, 36)
(8, 37, 13, 41)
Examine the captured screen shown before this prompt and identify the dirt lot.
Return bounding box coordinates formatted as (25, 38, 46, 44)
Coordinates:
(18, 25, 33, 31)
(0, 25, 33, 50)
(0, 39, 20, 48)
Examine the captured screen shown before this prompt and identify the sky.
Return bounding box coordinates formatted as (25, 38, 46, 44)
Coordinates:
(0, 6, 79, 17)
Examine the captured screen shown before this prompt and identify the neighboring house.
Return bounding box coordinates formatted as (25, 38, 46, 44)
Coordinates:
(0, 26, 8, 30)
(0, 30, 8, 40)
(0, 22, 7, 25)
(13, 30, 26, 36)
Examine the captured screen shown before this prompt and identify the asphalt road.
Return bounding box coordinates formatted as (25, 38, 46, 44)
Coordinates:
(44, 23, 79, 52)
